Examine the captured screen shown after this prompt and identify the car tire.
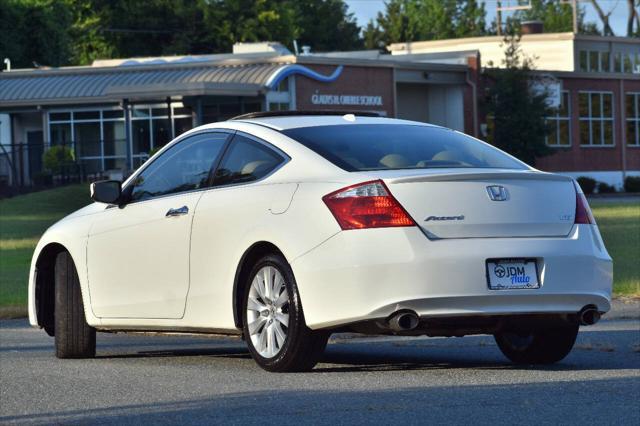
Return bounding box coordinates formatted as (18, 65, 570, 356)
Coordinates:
(494, 324, 579, 364)
(54, 251, 96, 359)
(242, 253, 329, 372)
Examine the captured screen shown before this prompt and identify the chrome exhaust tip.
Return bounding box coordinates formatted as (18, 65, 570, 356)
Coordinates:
(388, 311, 420, 332)
(578, 306, 601, 326)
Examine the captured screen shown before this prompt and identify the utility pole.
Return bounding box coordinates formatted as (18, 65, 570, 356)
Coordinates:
(572, 0, 578, 34)
(497, 1, 502, 36)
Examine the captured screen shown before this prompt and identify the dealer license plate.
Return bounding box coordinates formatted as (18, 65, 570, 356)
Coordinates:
(486, 259, 539, 290)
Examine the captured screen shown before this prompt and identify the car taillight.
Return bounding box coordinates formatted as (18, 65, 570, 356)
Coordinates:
(322, 180, 416, 230)
(575, 190, 595, 224)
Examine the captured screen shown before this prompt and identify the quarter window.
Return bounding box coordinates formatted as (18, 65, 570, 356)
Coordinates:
(546, 91, 571, 147)
(214, 135, 284, 186)
(129, 132, 228, 202)
(627, 93, 640, 146)
(578, 92, 614, 146)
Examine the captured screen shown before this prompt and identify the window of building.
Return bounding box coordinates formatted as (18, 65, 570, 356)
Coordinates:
(48, 103, 194, 173)
(579, 50, 611, 73)
(130, 103, 193, 167)
(627, 93, 640, 147)
(578, 92, 614, 146)
(48, 109, 126, 174)
(613, 52, 640, 74)
(546, 91, 571, 147)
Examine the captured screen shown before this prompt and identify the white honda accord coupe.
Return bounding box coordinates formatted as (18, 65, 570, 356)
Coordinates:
(28, 112, 612, 371)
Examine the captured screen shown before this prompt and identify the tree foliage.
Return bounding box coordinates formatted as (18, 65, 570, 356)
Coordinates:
(362, 0, 487, 48)
(1, 0, 362, 68)
(483, 35, 554, 166)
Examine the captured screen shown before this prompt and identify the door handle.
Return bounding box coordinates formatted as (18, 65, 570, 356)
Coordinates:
(166, 206, 189, 217)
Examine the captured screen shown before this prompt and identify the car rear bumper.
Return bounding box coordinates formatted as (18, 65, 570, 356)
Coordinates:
(291, 224, 612, 330)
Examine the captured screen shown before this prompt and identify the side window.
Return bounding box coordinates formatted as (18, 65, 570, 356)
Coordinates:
(214, 135, 284, 186)
(130, 132, 228, 202)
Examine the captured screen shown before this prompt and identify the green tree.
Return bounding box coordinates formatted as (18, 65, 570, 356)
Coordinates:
(0, 0, 73, 68)
(363, 0, 487, 48)
(483, 34, 553, 166)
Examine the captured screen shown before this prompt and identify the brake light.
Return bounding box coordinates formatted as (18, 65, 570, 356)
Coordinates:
(575, 191, 595, 224)
(322, 180, 416, 230)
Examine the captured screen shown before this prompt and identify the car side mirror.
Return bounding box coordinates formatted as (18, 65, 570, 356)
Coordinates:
(90, 180, 122, 204)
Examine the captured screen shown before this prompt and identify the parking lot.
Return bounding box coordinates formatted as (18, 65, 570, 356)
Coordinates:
(1, 317, 638, 425)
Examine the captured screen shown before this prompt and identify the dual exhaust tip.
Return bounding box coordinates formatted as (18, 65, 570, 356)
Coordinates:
(387, 305, 601, 332)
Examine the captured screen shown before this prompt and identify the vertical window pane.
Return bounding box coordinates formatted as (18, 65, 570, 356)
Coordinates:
(132, 120, 150, 155)
(103, 121, 126, 157)
(74, 122, 101, 157)
(579, 51, 588, 72)
(624, 54, 633, 73)
(580, 121, 590, 145)
(591, 121, 602, 145)
(626, 120, 637, 146)
(600, 52, 610, 72)
(578, 93, 589, 116)
(626, 94, 635, 118)
(559, 92, 569, 117)
(590, 93, 601, 117)
(559, 121, 570, 146)
(152, 119, 172, 149)
(547, 120, 558, 146)
(589, 51, 599, 72)
(614, 53, 622, 72)
(50, 123, 72, 146)
(603, 121, 613, 145)
(602, 94, 612, 118)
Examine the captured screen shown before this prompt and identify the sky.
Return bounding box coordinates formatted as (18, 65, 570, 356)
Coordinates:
(345, 0, 635, 37)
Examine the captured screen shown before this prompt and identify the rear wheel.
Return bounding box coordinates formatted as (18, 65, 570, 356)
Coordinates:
(242, 254, 328, 372)
(494, 324, 579, 364)
(54, 252, 96, 359)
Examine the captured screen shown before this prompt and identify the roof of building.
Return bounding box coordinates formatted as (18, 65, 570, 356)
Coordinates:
(388, 32, 640, 53)
(0, 49, 469, 110)
(0, 58, 290, 108)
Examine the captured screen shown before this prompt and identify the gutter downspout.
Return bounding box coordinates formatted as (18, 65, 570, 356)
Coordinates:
(466, 70, 479, 138)
(619, 78, 627, 188)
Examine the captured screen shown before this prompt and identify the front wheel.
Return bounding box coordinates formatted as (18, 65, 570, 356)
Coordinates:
(54, 252, 96, 359)
(494, 324, 579, 364)
(242, 254, 328, 372)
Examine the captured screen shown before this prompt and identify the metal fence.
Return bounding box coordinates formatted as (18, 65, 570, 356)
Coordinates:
(0, 142, 111, 197)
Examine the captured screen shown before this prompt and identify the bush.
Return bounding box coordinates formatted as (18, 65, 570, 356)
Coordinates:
(576, 176, 596, 194)
(43, 146, 75, 175)
(624, 176, 640, 193)
(597, 182, 616, 194)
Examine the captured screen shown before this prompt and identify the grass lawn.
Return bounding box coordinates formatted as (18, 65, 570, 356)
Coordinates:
(0, 185, 91, 311)
(590, 200, 640, 296)
(0, 185, 638, 314)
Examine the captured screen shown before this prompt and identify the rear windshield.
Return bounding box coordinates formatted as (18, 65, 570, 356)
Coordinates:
(282, 124, 526, 171)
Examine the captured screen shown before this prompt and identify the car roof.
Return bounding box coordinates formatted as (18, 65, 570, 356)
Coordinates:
(231, 114, 436, 131)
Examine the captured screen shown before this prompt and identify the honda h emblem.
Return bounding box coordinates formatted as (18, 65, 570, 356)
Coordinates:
(486, 185, 509, 201)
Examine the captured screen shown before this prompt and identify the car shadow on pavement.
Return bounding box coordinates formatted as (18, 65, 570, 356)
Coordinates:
(2, 378, 639, 425)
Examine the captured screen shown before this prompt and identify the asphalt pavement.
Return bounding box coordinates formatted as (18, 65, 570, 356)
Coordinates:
(1, 318, 639, 425)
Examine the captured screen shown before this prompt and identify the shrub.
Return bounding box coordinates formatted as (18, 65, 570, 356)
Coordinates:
(576, 176, 596, 194)
(597, 182, 616, 194)
(624, 176, 640, 193)
(43, 145, 75, 174)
